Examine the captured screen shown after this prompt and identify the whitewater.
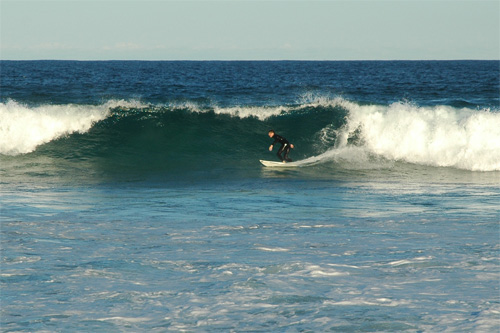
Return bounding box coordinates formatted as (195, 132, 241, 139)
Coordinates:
(1, 60, 499, 332)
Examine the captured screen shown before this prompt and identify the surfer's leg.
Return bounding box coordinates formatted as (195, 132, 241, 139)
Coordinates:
(284, 146, 292, 162)
(277, 145, 285, 162)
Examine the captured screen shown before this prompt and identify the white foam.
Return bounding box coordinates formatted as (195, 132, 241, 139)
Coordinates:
(307, 98, 500, 171)
(97, 317, 151, 323)
(0, 100, 111, 155)
(255, 246, 290, 252)
(213, 105, 291, 120)
(324, 298, 410, 307)
(207, 94, 348, 121)
(0, 99, 150, 156)
(388, 256, 433, 266)
(301, 265, 349, 277)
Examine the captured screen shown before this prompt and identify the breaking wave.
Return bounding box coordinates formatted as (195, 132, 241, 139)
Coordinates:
(1, 96, 499, 171)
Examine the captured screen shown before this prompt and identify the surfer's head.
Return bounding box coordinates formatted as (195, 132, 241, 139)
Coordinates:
(268, 130, 275, 138)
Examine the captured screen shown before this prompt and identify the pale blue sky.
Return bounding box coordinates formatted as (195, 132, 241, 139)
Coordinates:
(1, 0, 499, 60)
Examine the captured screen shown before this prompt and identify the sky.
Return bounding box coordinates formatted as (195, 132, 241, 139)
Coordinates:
(1, 0, 499, 60)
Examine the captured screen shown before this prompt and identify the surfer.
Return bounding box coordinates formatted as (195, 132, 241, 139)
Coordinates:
(268, 130, 294, 162)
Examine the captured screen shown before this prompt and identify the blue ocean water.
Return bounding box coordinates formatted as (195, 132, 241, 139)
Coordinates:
(1, 61, 499, 331)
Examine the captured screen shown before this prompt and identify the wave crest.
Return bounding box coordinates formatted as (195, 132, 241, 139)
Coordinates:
(0, 100, 109, 155)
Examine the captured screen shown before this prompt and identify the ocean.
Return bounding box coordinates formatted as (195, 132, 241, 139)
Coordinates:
(1, 60, 499, 332)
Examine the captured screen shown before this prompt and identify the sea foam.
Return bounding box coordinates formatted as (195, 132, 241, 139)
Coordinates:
(333, 101, 500, 171)
(0, 100, 141, 155)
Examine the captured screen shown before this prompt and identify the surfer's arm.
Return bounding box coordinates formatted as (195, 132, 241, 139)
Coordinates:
(269, 144, 273, 151)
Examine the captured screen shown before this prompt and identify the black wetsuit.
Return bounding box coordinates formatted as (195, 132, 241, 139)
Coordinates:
(271, 134, 292, 162)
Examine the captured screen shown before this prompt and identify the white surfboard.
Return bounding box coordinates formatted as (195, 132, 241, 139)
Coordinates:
(260, 160, 299, 167)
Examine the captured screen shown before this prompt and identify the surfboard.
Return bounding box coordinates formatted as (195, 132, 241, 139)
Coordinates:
(260, 160, 299, 167)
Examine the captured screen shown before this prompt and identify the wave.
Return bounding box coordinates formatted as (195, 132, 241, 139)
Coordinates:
(1, 97, 499, 172)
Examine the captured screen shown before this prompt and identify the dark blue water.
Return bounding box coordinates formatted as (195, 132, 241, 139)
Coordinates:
(2, 60, 498, 107)
(1, 61, 499, 331)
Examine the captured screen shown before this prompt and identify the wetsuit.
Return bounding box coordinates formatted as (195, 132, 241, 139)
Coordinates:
(271, 134, 293, 162)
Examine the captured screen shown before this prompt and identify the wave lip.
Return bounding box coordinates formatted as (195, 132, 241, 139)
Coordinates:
(213, 105, 290, 121)
(0, 100, 114, 155)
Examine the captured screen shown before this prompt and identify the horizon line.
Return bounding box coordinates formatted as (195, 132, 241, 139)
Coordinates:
(2, 58, 499, 62)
